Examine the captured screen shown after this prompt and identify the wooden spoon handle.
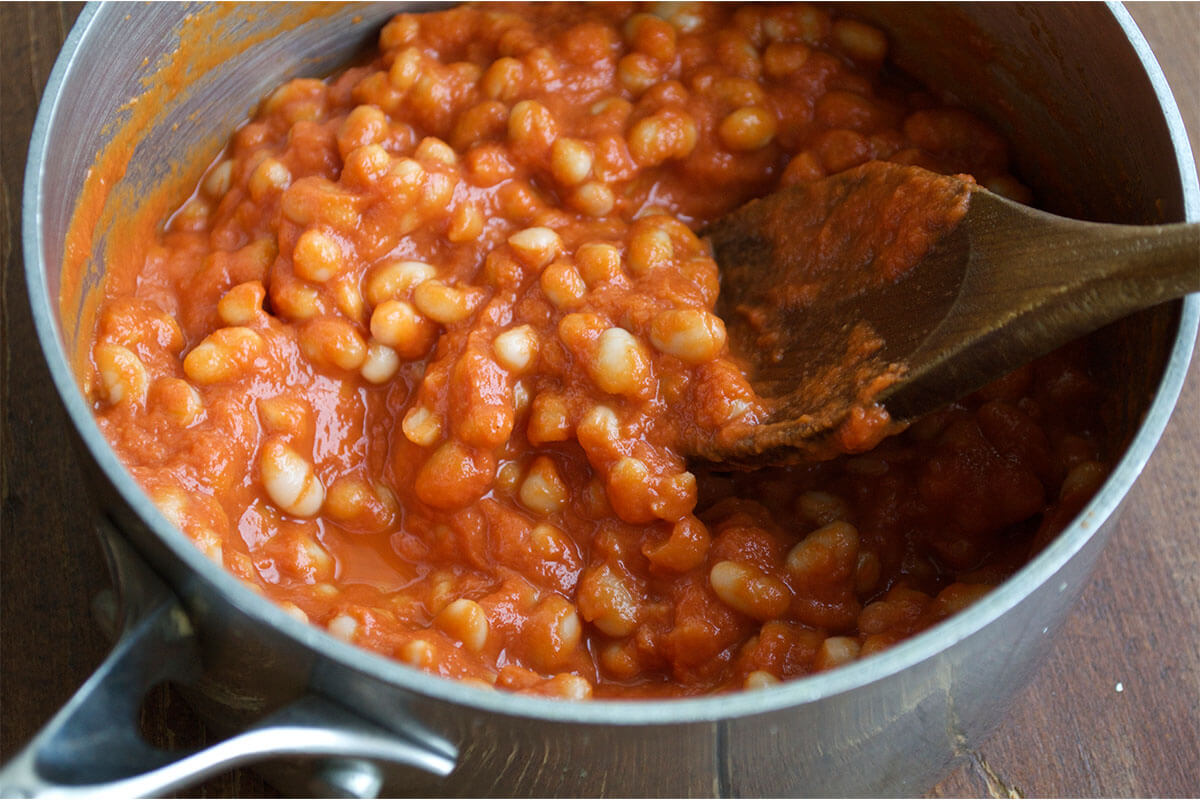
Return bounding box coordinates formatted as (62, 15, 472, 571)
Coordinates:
(881, 191, 1200, 420)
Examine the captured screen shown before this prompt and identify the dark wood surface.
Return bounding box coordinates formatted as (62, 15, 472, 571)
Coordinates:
(2, 4, 1196, 797)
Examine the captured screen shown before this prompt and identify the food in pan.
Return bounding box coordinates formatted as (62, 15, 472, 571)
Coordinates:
(84, 3, 1109, 697)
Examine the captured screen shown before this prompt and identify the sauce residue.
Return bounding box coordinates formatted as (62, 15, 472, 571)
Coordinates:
(706, 161, 974, 462)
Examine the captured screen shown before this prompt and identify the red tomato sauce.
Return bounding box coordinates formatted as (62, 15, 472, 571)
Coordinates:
(82, 4, 1107, 698)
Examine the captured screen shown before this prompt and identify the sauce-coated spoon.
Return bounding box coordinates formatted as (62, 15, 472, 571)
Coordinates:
(701, 161, 1199, 464)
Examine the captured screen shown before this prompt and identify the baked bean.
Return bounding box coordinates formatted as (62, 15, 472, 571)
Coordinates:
(530, 522, 576, 561)
(699, 76, 757, 108)
(337, 276, 368, 321)
(385, 157, 426, 199)
(342, 144, 392, 187)
(813, 128, 872, 173)
(365, 260, 437, 307)
(626, 13, 677, 63)
(782, 150, 825, 184)
(149, 378, 204, 426)
(744, 670, 781, 690)
(832, 19, 888, 62)
(452, 101, 509, 151)
(588, 327, 652, 397)
(932, 583, 991, 618)
(325, 477, 398, 531)
(97, 299, 185, 354)
(247, 158, 292, 202)
(605, 457, 658, 524)
(482, 57, 525, 101)
(903, 108, 1008, 174)
(264, 77, 328, 122)
(281, 177, 359, 228)
(508, 226, 563, 268)
(617, 52, 662, 95)
(540, 262, 587, 309)
(217, 281, 266, 326)
(495, 461, 523, 494)
(578, 564, 640, 637)
(414, 136, 457, 166)
(796, 491, 850, 527)
(413, 280, 479, 324)
(542, 673, 593, 700)
(292, 229, 346, 283)
(447, 202, 485, 242)
(815, 90, 888, 133)
(258, 395, 310, 435)
(525, 594, 582, 671)
(435, 598, 490, 652)
(414, 441, 495, 509)
(716, 30, 761, 80)
(418, 169, 457, 214)
(277, 601, 310, 624)
(498, 181, 544, 223)
(401, 405, 442, 447)
(202, 159, 234, 199)
(568, 181, 616, 217)
(276, 526, 337, 583)
(183, 327, 265, 384)
(338, 105, 388, 156)
(575, 242, 624, 286)
(643, 514, 710, 572)
(627, 109, 698, 167)
(598, 640, 640, 680)
(550, 138, 594, 186)
(589, 96, 634, 124)
(763, 41, 810, 78)
(386, 46, 421, 91)
(508, 100, 558, 155)
(173, 198, 210, 231)
(576, 404, 620, 452)
(519, 456, 568, 515)
(814, 636, 861, 671)
(370, 300, 438, 359)
(710, 561, 790, 621)
(628, 227, 674, 275)
(493, 325, 539, 374)
(260, 437, 325, 518)
(651, 2, 704, 34)
(719, 107, 777, 151)
(527, 392, 571, 445)
(1062, 460, 1106, 500)
(399, 637, 434, 668)
(299, 316, 367, 372)
(650, 309, 726, 363)
(328, 614, 359, 642)
(787, 521, 858, 581)
(854, 551, 882, 595)
(94, 343, 150, 406)
(449, 353, 515, 448)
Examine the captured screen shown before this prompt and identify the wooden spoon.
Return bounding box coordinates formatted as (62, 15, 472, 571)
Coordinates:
(700, 161, 1199, 465)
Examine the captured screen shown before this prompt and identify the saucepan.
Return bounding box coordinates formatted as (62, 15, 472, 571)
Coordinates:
(7, 2, 1197, 796)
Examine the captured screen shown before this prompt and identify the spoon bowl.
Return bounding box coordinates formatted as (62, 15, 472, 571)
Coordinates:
(703, 161, 1199, 465)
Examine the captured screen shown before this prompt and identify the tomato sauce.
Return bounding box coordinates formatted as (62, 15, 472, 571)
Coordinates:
(81, 4, 1108, 698)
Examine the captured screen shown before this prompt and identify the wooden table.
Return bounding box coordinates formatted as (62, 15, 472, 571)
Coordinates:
(2, 4, 1196, 796)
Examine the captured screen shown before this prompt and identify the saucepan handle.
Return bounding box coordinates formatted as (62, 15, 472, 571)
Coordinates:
(0, 530, 455, 799)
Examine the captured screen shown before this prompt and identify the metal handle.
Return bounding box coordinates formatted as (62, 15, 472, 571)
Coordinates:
(0, 532, 455, 798)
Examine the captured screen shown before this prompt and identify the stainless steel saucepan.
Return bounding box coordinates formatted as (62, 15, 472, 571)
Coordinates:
(6, 3, 1197, 796)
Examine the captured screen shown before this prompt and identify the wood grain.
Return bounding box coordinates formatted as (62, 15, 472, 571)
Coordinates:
(1, 4, 1196, 797)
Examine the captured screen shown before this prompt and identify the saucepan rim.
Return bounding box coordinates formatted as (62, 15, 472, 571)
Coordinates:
(22, 0, 1199, 727)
